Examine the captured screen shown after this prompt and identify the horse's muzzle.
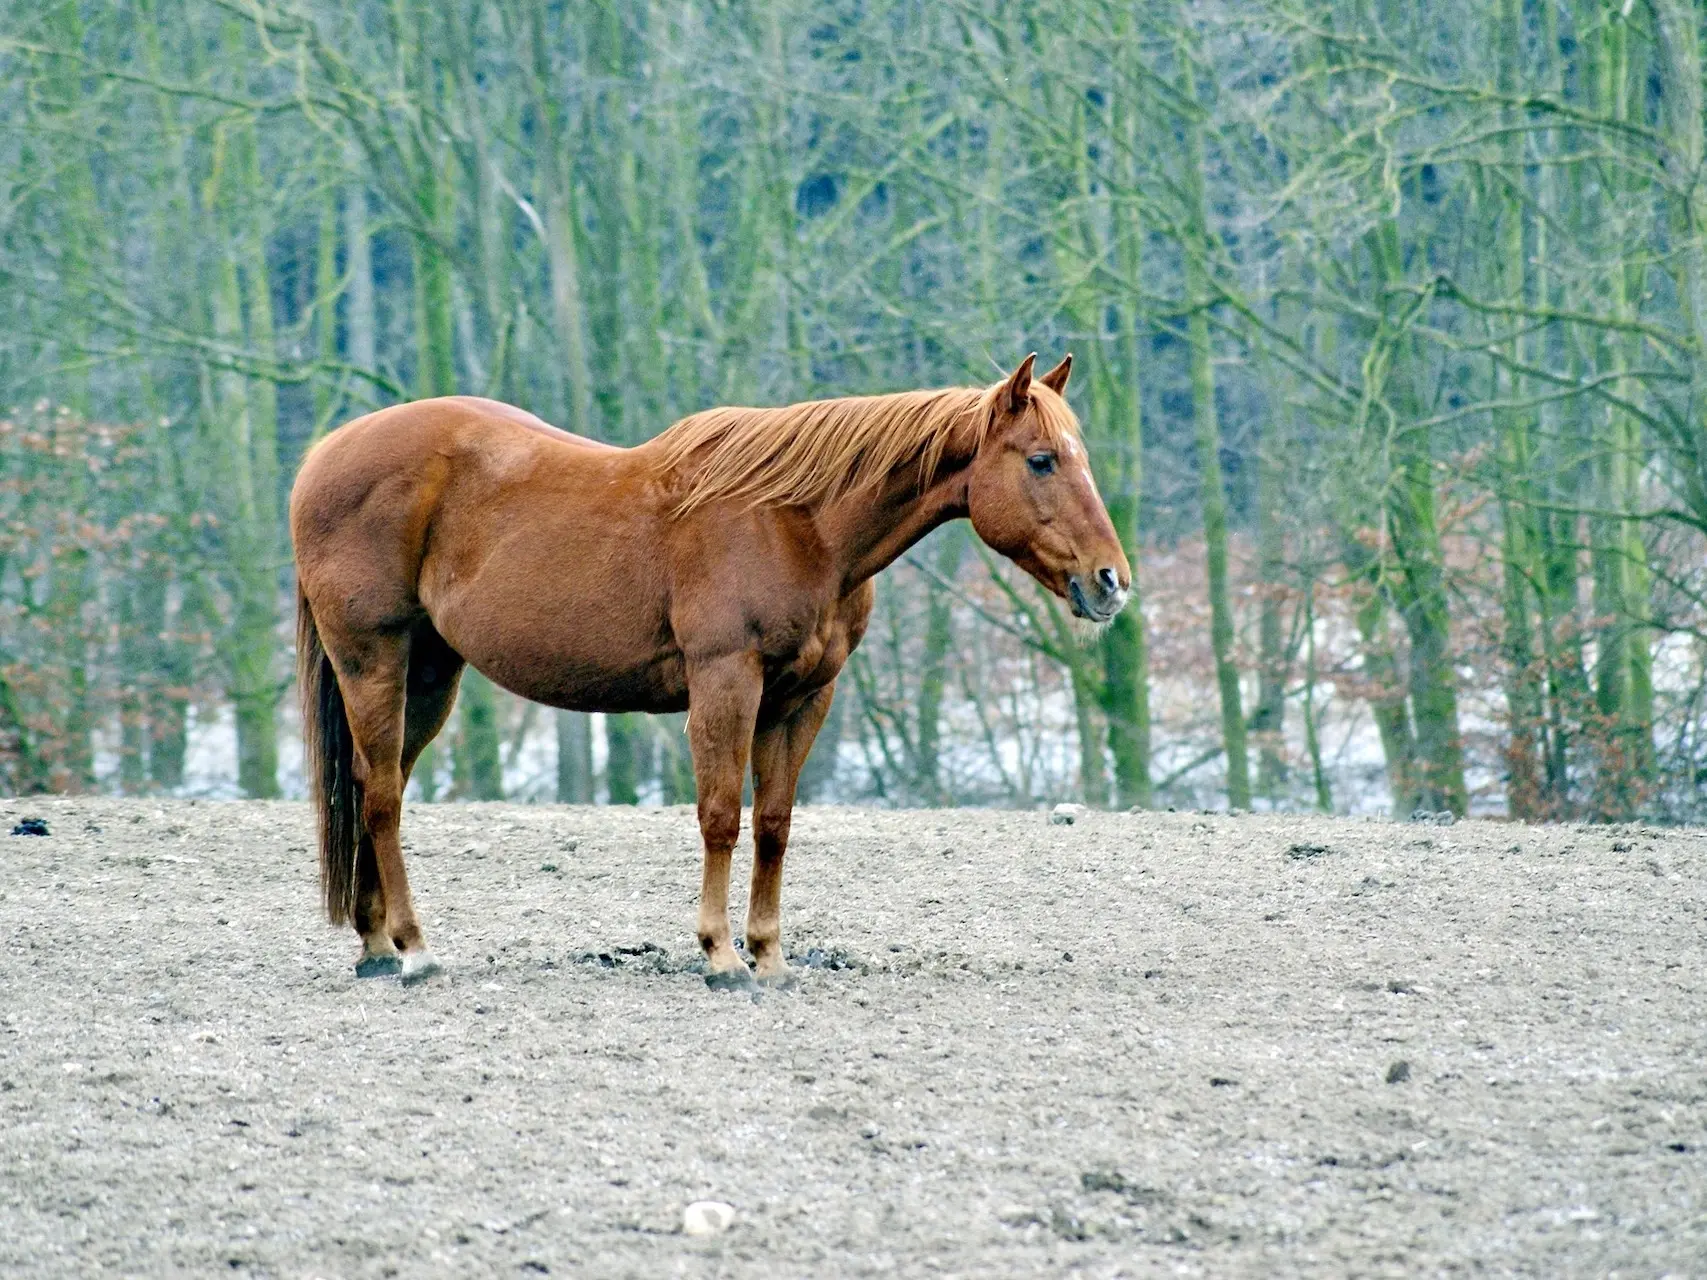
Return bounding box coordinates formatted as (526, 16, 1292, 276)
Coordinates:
(1068, 570, 1129, 624)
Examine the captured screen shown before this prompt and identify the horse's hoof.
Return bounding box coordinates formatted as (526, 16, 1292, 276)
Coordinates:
(704, 967, 756, 992)
(755, 967, 797, 991)
(400, 951, 443, 986)
(354, 953, 402, 979)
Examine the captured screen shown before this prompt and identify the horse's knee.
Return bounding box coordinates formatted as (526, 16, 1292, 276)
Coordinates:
(754, 808, 791, 860)
(697, 800, 741, 853)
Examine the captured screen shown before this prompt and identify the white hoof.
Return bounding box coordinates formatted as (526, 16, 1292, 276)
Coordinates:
(400, 951, 443, 986)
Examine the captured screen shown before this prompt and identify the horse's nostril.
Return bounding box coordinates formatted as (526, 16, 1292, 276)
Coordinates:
(1096, 567, 1119, 594)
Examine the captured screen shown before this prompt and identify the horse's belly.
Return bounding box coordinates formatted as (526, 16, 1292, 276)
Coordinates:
(428, 585, 687, 714)
(457, 645, 687, 715)
(527, 657, 690, 715)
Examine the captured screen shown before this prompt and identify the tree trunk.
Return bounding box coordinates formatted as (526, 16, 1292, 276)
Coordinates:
(1180, 37, 1249, 809)
(224, 109, 282, 800)
(1389, 467, 1468, 815)
(556, 709, 594, 804)
(915, 526, 967, 803)
(345, 181, 376, 381)
(1098, 24, 1152, 809)
(41, 0, 97, 787)
(1181, 52, 1249, 812)
(605, 715, 642, 806)
(1584, 6, 1647, 816)
(1360, 218, 1467, 816)
(1252, 410, 1288, 802)
(1495, 0, 1544, 818)
(1344, 538, 1418, 812)
(1302, 578, 1333, 812)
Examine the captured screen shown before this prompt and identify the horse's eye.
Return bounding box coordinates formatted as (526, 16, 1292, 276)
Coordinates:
(1027, 452, 1056, 476)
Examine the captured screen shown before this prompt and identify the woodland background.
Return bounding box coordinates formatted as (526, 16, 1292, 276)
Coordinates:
(4, 0, 1707, 821)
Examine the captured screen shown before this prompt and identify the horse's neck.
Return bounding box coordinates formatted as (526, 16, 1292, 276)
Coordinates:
(822, 457, 971, 591)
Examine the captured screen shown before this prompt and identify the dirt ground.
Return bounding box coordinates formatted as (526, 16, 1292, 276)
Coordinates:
(1, 798, 1704, 1278)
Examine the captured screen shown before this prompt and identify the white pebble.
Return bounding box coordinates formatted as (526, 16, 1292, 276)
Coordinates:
(1049, 803, 1082, 826)
(682, 1200, 736, 1236)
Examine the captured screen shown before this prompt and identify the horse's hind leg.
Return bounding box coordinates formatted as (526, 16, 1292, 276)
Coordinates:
(321, 631, 442, 985)
(401, 623, 464, 786)
(352, 627, 463, 978)
(351, 838, 396, 978)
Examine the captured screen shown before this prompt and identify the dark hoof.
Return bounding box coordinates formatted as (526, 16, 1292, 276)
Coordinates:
(704, 967, 757, 992)
(354, 953, 402, 979)
(400, 952, 443, 986)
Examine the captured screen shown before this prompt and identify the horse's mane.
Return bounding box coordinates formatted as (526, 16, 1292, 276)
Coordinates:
(650, 381, 1078, 515)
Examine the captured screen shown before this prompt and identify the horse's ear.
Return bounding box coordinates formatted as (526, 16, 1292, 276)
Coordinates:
(1039, 353, 1072, 395)
(1002, 353, 1038, 414)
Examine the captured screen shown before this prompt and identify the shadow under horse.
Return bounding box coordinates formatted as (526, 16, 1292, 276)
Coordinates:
(290, 353, 1130, 986)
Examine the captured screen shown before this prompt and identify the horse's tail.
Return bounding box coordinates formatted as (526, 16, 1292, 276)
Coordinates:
(298, 586, 360, 925)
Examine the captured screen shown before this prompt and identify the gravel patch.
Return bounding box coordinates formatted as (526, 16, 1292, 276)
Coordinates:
(2, 798, 1704, 1276)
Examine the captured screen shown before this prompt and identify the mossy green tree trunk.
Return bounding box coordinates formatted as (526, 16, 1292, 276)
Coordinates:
(1180, 35, 1249, 810)
(1493, 0, 1544, 817)
(1251, 402, 1288, 803)
(1583, 4, 1651, 816)
(1097, 13, 1152, 808)
(40, 0, 97, 788)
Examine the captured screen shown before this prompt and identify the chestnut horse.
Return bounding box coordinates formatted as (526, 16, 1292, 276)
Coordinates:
(291, 353, 1129, 986)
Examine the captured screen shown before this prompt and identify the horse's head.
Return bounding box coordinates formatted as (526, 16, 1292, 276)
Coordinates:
(967, 353, 1131, 624)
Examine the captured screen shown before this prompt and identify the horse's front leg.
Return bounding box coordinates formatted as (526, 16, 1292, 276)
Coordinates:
(747, 684, 836, 984)
(686, 652, 765, 985)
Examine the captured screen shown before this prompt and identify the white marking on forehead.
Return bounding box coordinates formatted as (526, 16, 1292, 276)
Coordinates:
(1061, 435, 1082, 459)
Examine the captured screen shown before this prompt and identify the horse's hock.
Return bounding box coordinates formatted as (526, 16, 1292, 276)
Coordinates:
(3, 796, 1703, 1276)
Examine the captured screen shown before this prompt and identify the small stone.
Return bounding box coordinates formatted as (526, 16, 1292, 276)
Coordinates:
(10, 817, 48, 837)
(540, 863, 558, 873)
(1386, 1059, 1412, 1084)
(1049, 803, 1081, 826)
(682, 1200, 735, 1236)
